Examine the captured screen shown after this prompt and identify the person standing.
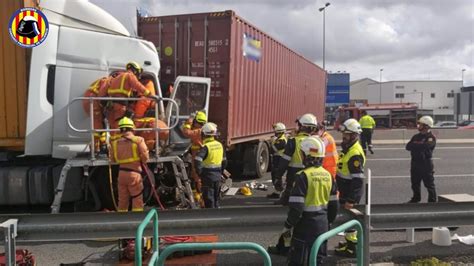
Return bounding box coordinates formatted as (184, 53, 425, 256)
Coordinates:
(274, 114, 318, 205)
(267, 122, 288, 199)
(358, 110, 376, 154)
(406, 116, 437, 203)
(334, 119, 365, 257)
(195, 122, 227, 208)
(111, 117, 149, 212)
(282, 136, 337, 265)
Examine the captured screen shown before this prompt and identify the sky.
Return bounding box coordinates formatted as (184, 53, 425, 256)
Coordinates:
(91, 0, 474, 86)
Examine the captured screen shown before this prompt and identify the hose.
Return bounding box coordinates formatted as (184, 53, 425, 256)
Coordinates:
(142, 162, 165, 210)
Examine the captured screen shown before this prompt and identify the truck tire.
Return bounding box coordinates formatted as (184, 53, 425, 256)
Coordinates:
(255, 141, 269, 179)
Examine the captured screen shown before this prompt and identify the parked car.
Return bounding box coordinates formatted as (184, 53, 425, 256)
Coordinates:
(458, 120, 474, 126)
(433, 121, 458, 128)
(458, 121, 474, 130)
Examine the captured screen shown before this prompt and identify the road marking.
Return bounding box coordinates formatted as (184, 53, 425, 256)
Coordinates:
(368, 158, 440, 161)
(166, 218, 232, 223)
(373, 174, 474, 179)
(374, 147, 474, 150)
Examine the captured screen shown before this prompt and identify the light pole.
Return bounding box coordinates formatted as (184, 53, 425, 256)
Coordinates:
(462, 69, 466, 87)
(379, 68, 383, 104)
(319, 2, 330, 70)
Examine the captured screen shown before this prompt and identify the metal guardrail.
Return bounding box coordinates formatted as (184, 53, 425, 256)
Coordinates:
(135, 209, 159, 266)
(157, 242, 272, 266)
(310, 220, 363, 266)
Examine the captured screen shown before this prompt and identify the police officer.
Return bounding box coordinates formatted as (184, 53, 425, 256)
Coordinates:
(274, 114, 318, 205)
(359, 110, 376, 154)
(334, 118, 365, 257)
(267, 122, 288, 199)
(111, 117, 149, 212)
(406, 116, 437, 203)
(195, 122, 227, 208)
(282, 136, 337, 265)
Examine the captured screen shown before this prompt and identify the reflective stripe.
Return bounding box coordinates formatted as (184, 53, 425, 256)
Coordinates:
(337, 173, 352, 180)
(135, 117, 154, 123)
(132, 207, 144, 212)
(289, 196, 305, 203)
(330, 195, 338, 201)
(303, 205, 326, 212)
(325, 151, 338, 157)
(88, 79, 101, 94)
(108, 74, 132, 97)
(191, 145, 201, 150)
(203, 164, 222, 169)
(281, 154, 291, 161)
(351, 173, 364, 178)
(289, 162, 304, 168)
(118, 209, 128, 212)
(195, 156, 203, 162)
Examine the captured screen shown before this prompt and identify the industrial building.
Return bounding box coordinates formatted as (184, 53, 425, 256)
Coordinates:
(350, 80, 462, 121)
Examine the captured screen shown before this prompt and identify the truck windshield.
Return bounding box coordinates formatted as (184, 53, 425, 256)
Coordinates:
(174, 82, 208, 116)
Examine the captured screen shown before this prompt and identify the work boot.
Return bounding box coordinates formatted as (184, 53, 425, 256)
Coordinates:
(368, 146, 374, 154)
(406, 198, 420, 203)
(267, 192, 280, 199)
(335, 240, 356, 258)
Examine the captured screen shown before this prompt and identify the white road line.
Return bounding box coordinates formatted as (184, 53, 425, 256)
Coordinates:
(374, 147, 474, 150)
(368, 158, 440, 161)
(373, 174, 474, 179)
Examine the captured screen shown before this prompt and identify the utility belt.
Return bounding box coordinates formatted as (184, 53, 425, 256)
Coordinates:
(301, 210, 327, 218)
(119, 167, 142, 174)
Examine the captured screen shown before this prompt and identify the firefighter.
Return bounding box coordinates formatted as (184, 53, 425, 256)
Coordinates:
(82, 76, 111, 152)
(194, 122, 227, 208)
(282, 136, 337, 265)
(406, 115, 437, 203)
(182, 111, 208, 193)
(111, 117, 149, 212)
(334, 118, 365, 257)
(315, 120, 339, 224)
(267, 122, 288, 199)
(274, 114, 318, 205)
(358, 110, 376, 154)
(106, 62, 154, 132)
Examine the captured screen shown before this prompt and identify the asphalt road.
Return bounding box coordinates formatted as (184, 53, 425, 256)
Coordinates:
(2, 143, 474, 265)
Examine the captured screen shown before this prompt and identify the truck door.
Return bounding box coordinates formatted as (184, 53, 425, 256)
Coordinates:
(166, 76, 211, 152)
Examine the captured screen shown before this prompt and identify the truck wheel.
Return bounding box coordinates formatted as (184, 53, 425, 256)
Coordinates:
(255, 141, 269, 179)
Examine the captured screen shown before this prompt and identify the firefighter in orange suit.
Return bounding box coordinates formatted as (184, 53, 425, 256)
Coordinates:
(181, 111, 208, 192)
(106, 62, 153, 131)
(82, 76, 111, 151)
(111, 117, 149, 212)
(134, 78, 157, 119)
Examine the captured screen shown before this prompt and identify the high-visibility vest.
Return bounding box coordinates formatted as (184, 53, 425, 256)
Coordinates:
(336, 141, 366, 180)
(202, 138, 224, 169)
(359, 115, 376, 129)
(108, 72, 132, 97)
(298, 166, 332, 212)
(112, 136, 141, 164)
(271, 134, 287, 156)
(321, 131, 338, 174)
(288, 133, 309, 168)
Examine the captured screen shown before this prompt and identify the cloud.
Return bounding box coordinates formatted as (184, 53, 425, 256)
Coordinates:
(91, 0, 474, 86)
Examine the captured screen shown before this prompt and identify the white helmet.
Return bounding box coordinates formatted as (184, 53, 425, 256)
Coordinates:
(339, 119, 362, 134)
(300, 136, 325, 158)
(273, 122, 286, 133)
(202, 122, 218, 136)
(418, 116, 434, 128)
(297, 113, 318, 128)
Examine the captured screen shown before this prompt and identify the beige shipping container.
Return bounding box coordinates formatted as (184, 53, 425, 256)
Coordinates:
(0, 0, 37, 149)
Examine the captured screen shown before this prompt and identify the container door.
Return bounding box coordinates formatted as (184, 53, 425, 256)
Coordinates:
(166, 76, 211, 152)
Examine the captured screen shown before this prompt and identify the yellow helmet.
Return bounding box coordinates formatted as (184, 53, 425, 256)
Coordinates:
(239, 186, 252, 196)
(118, 117, 135, 129)
(126, 61, 143, 74)
(195, 111, 208, 124)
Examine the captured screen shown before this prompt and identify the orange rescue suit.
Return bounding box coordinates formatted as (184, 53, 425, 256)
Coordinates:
(321, 131, 338, 180)
(111, 132, 149, 212)
(181, 118, 203, 191)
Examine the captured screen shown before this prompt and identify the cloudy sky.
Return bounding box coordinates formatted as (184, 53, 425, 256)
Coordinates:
(91, 0, 473, 86)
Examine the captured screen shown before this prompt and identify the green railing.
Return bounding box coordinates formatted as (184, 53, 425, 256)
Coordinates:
(135, 209, 159, 266)
(310, 219, 364, 266)
(157, 242, 272, 266)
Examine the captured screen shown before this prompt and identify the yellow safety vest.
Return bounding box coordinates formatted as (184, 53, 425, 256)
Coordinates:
(202, 138, 224, 169)
(359, 115, 375, 129)
(272, 134, 287, 156)
(112, 136, 141, 164)
(297, 166, 332, 212)
(108, 73, 132, 97)
(337, 141, 366, 180)
(288, 133, 309, 168)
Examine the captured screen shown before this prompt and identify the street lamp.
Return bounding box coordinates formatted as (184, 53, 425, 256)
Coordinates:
(379, 68, 383, 104)
(462, 69, 466, 87)
(319, 2, 330, 70)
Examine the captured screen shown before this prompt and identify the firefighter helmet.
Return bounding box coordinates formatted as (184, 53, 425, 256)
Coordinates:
(202, 122, 218, 136)
(126, 61, 143, 74)
(195, 111, 208, 124)
(297, 113, 318, 128)
(339, 119, 362, 134)
(300, 136, 325, 158)
(118, 117, 135, 129)
(273, 122, 286, 133)
(418, 116, 434, 128)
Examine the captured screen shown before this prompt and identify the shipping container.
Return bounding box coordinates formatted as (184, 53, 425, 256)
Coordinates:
(138, 11, 325, 177)
(138, 10, 325, 144)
